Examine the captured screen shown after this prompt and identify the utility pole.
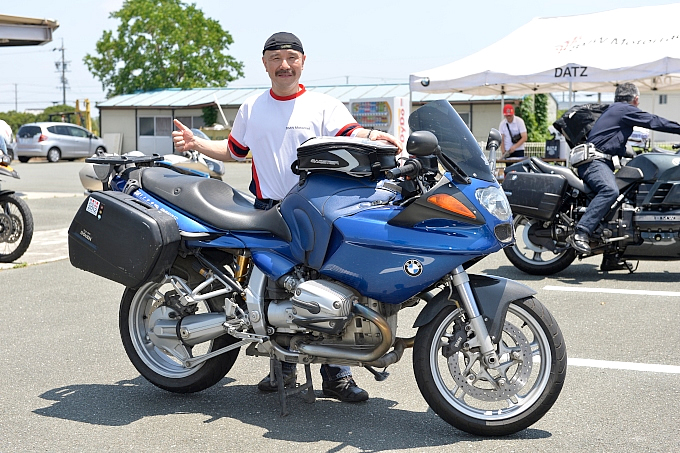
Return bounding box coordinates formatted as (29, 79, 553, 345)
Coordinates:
(54, 38, 70, 106)
(14, 84, 17, 111)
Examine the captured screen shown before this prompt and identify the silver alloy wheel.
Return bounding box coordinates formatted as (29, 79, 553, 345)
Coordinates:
(127, 279, 214, 379)
(429, 305, 552, 420)
(46, 147, 61, 163)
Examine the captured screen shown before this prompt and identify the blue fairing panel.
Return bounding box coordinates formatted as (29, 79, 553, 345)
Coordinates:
(321, 208, 496, 304)
(280, 173, 399, 270)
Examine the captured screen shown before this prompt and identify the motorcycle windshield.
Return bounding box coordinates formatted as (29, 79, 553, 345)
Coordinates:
(409, 100, 495, 183)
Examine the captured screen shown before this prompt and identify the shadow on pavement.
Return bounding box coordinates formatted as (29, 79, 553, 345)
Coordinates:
(33, 376, 552, 449)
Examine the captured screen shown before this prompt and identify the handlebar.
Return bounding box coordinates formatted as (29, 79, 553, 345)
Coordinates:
(386, 162, 417, 180)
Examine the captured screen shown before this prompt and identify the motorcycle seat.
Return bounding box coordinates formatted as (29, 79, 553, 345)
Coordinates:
(137, 167, 292, 241)
(530, 157, 591, 194)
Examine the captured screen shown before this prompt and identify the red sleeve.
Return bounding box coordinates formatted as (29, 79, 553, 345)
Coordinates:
(336, 122, 361, 137)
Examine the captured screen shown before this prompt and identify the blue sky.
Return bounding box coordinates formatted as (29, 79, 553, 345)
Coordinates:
(1, 0, 678, 112)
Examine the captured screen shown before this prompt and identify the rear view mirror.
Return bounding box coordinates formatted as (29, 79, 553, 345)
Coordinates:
(486, 129, 502, 151)
(406, 130, 440, 157)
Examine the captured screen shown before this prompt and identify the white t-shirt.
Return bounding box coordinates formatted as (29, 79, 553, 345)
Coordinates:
(499, 116, 527, 151)
(228, 85, 361, 200)
(0, 120, 11, 143)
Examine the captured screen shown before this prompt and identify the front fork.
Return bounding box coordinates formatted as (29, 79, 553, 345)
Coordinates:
(448, 266, 500, 369)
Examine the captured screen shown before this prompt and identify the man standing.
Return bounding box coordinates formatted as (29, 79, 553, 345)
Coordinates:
(569, 82, 680, 271)
(499, 104, 527, 159)
(0, 119, 11, 158)
(173, 32, 401, 402)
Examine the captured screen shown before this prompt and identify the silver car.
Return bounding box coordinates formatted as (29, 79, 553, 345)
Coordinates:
(16, 122, 107, 163)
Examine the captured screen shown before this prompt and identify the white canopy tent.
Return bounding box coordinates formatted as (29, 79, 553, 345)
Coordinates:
(410, 4, 680, 97)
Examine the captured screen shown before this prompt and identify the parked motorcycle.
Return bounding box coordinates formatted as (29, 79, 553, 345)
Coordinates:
(0, 153, 34, 262)
(502, 144, 680, 275)
(67, 100, 566, 436)
(79, 128, 225, 192)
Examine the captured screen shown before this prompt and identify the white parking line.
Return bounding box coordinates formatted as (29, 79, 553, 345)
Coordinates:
(569, 358, 680, 374)
(544, 285, 680, 297)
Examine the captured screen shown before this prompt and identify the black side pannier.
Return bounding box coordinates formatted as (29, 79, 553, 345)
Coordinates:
(295, 137, 398, 178)
(502, 172, 568, 221)
(68, 191, 181, 288)
(552, 103, 609, 149)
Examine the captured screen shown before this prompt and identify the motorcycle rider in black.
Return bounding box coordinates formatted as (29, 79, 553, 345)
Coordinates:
(569, 82, 680, 270)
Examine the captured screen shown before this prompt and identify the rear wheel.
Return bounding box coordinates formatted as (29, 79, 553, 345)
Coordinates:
(504, 215, 575, 275)
(18, 156, 30, 163)
(47, 147, 61, 163)
(413, 298, 567, 436)
(0, 194, 34, 262)
(119, 276, 241, 393)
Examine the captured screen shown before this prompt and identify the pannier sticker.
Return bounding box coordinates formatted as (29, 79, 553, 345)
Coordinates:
(85, 197, 103, 219)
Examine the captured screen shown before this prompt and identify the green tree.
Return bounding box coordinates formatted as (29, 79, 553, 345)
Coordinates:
(518, 94, 551, 142)
(517, 95, 538, 140)
(0, 111, 37, 134)
(202, 106, 218, 127)
(0, 105, 79, 134)
(84, 0, 244, 97)
(534, 94, 550, 140)
(36, 104, 76, 123)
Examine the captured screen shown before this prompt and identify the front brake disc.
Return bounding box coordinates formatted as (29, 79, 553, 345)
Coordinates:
(447, 321, 532, 401)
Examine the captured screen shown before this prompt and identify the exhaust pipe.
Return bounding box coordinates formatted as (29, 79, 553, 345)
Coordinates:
(296, 303, 393, 362)
(151, 313, 227, 346)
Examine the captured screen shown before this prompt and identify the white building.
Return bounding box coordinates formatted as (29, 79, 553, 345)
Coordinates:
(95, 84, 558, 155)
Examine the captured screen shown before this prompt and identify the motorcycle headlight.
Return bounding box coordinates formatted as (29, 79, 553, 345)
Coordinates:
(475, 185, 512, 221)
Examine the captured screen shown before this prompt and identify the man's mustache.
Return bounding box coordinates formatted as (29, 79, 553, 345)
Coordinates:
(276, 69, 295, 76)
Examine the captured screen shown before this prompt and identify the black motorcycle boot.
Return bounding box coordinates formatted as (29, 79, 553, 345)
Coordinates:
(321, 376, 369, 403)
(568, 231, 592, 255)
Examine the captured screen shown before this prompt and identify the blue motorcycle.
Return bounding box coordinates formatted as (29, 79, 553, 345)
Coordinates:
(68, 100, 566, 436)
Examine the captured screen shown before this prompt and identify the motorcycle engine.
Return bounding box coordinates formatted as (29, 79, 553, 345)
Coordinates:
(266, 279, 398, 348)
(267, 279, 357, 335)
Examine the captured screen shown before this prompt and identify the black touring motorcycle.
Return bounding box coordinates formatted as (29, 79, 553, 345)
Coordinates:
(501, 105, 680, 275)
(0, 153, 34, 263)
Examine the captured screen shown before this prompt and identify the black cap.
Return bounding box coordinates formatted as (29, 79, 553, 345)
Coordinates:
(263, 32, 304, 54)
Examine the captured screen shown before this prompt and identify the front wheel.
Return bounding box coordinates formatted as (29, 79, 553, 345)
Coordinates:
(0, 194, 34, 262)
(504, 215, 576, 275)
(413, 298, 566, 436)
(119, 276, 241, 393)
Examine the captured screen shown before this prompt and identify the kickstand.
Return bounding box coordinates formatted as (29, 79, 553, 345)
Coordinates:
(364, 365, 389, 381)
(271, 358, 315, 417)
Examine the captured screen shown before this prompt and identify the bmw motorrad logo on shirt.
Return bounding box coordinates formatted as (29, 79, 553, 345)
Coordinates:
(403, 259, 423, 277)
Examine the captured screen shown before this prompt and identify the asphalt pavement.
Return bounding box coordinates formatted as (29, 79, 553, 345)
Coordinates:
(1, 160, 679, 452)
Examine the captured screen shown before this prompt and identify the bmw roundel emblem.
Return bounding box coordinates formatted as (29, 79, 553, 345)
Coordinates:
(403, 259, 423, 277)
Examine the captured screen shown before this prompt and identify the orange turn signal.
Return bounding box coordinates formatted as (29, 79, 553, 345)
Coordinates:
(427, 194, 477, 219)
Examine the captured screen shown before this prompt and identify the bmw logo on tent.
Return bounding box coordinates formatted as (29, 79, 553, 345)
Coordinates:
(403, 259, 423, 277)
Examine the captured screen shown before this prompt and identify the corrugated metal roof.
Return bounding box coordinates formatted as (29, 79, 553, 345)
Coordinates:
(96, 84, 522, 109)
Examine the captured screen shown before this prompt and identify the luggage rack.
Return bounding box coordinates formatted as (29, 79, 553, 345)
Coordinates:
(85, 154, 164, 187)
(85, 154, 163, 166)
